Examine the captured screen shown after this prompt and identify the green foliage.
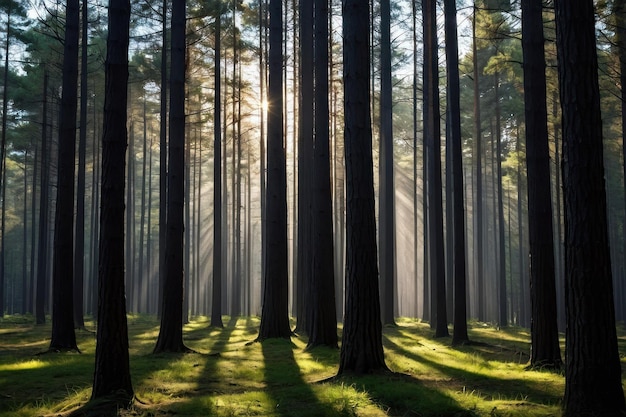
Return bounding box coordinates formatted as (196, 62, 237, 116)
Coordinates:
(0, 315, 592, 416)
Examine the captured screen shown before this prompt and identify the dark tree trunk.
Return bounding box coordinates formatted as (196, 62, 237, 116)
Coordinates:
(0, 5, 11, 318)
(411, 0, 419, 319)
(259, 0, 267, 296)
(158, 0, 168, 319)
(472, 3, 485, 322)
(520, 0, 561, 369)
(73, 0, 89, 329)
(307, 0, 337, 349)
(91, 0, 133, 404)
(126, 122, 136, 312)
(494, 72, 507, 328)
(444, 0, 469, 345)
(29, 116, 39, 315)
(378, 0, 396, 327)
(22, 151, 28, 315)
(211, 11, 223, 329)
(555, 0, 626, 414)
(295, 0, 313, 335)
(338, 0, 387, 374)
(615, 0, 626, 329)
(50, 0, 80, 352)
(258, 0, 291, 340)
(36, 68, 49, 325)
(154, 0, 189, 353)
(423, 0, 448, 338)
(138, 98, 148, 313)
(90, 95, 101, 318)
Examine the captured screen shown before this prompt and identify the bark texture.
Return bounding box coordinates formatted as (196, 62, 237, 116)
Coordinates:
(521, 0, 561, 369)
(92, 0, 133, 402)
(338, 0, 386, 373)
(555, 0, 626, 414)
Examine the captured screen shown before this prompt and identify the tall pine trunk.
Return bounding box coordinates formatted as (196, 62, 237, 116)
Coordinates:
(154, 0, 190, 353)
(307, 0, 337, 349)
(555, 0, 626, 414)
(338, 0, 387, 374)
(50, 0, 80, 352)
(258, 0, 291, 340)
(445, 0, 469, 345)
(91, 0, 133, 403)
(73, 0, 89, 329)
(211, 9, 223, 328)
(378, 0, 396, 327)
(295, 0, 313, 335)
(521, 0, 562, 369)
(423, 0, 448, 338)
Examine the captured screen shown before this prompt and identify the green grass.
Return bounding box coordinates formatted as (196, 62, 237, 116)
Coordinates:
(0, 314, 617, 416)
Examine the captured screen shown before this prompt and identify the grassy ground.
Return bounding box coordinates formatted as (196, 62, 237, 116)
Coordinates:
(0, 314, 614, 416)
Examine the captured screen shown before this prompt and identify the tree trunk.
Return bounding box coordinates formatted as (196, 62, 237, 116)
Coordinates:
(378, 0, 396, 327)
(126, 121, 136, 311)
(307, 0, 337, 349)
(555, 0, 626, 414)
(211, 10, 223, 329)
(445, 0, 469, 345)
(472, 3, 485, 322)
(0, 5, 12, 318)
(520, 0, 561, 369)
(295, 0, 313, 335)
(138, 98, 148, 313)
(258, 0, 291, 340)
(615, 0, 626, 329)
(29, 119, 39, 315)
(338, 0, 387, 374)
(91, 0, 133, 404)
(50, 0, 80, 352)
(158, 0, 168, 319)
(423, 0, 448, 338)
(154, 0, 189, 353)
(494, 71, 507, 328)
(73, 0, 89, 329)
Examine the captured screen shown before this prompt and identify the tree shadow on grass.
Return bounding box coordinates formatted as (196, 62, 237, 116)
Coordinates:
(261, 338, 339, 417)
(383, 335, 561, 407)
(328, 371, 476, 417)
(128, 316, 240, 415)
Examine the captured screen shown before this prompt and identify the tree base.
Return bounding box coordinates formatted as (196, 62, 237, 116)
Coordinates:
(67, 391, 133, 417)
(37, 346, 81, 355)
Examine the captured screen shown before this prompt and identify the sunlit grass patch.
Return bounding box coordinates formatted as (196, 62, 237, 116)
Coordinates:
(0, 314, 609, 416)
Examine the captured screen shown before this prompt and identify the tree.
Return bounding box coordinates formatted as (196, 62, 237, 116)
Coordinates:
(49, 0, 80, 352)
(338, 0, 387, 373)
(158, 0, 168, 319)
(73, 0, 89, 330)
(35, 67, 49, 326)
(307, 0, 337, 349)
(295, 0, 313, 335)
(472, 2, 485, 322)
(378, 0, 396, 327)
(423, 0, 448, 338)
(520, 0, 561, 369)
(154, 0, 191, 353)
(0, 0, 29, 317)
(444, 0, 469, 345)
(90, 0, 133, 406)
(211, 4, 224, 329)
(555, 0, 626, 414)
(257, 0, 291, 340)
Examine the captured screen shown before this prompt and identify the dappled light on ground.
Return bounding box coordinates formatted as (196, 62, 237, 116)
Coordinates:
(2, 315, 623, 416)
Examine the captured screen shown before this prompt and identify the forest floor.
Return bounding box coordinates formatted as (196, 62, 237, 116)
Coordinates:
(0, 314, 622, 417)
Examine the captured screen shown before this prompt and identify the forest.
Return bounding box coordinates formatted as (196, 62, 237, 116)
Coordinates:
(0, 0, 625, 415)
